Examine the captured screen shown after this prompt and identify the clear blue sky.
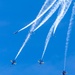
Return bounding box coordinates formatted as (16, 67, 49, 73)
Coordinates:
(0, 0, 75, 75)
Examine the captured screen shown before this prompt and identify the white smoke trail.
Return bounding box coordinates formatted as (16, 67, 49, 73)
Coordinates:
(64, 2, 75, 71)
(14, 0, 57, 59)
(16, 0, 50, 32)
(53, 0, 72, 34)
(17, 0, 56, 33)
(41, 25, 54, 59)
(15, 18, 36, 59)
(33, 0, 62, 32)
(15, 33, 31, 59)
(41, 0, 72, 60)
(30, 0, 50, 29)
(32, 0, 56, 29)
(41, 0, 64, 59)
(36, 0, 50, 17)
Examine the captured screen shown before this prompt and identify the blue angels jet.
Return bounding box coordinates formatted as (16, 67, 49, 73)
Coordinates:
(38, 60, 44, 64)
(10, 60, 16, 65)
(62, 71, 66, 75)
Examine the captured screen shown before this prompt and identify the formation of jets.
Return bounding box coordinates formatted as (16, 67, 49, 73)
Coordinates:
(10, 59, 67, 75)
(10, 59, 44, 65)
(10, 60, 67, 74)
(10, 58, 67, 75)
(12, 31, 67, 75)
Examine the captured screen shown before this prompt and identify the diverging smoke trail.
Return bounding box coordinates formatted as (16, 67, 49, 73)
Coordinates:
(34, 0, 62, 32)
(17, 0, 56, 33)
(15, 19, 36, 59)
(53, 0, 72, 34)
(30, 0, 50, 29)
(17, 0, 50, 32)
(32, 0, 56, 29)
(36, 0, 51, 18)
(14, 0, 56, 60)
(64, 2, 75, 71)
(38, 0, 56, 15)
(40, 0, 63, 59)
(15, 18, 37, 59)
(41, 0, 72, 60)
(37, 0, 49, 16)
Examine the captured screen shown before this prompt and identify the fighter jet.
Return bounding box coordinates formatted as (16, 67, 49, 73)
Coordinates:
(62, 71, 66, 75)
(38, 60, 44, 64)
(13, 31, 18, 34)
(10, 60, 16, 65)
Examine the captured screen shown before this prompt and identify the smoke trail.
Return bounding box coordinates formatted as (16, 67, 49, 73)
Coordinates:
(32, 0, 56, 29)
(41, 25, 54, 59)
(15, 33, 31, 59)
(33, 0, 62, 32)
(14, 0, 56, 59)
(17, 0, 56, 33)
(15, 0, 50, 33)
(40, 0, 63, 60)
(15, 20, 35, 59)
(53, 0, 72, 34)
(41, 0, 72, 60)
(36, 0, 50, 17)
(64, 2, 75, 71)
(30, 0, 50, 29)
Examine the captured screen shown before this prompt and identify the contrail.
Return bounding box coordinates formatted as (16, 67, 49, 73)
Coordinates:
(64, 2, 75, 71)
(33, 0, 62, 32)
(32, 0, 56, 29)
(15, 33, 31, 59)
(53, 0, 72, 34)
(15, 20, 35, 60)
(41, 25, 54, 59)
(14, 0, 56, 59)
(40, 0, 63, 60)
(16, 0, 56, 33)
(41, 0, 72, 60)
(16, 0, 50, 32)
(30, 0, 50, 29)
(36, 0, 50, 17)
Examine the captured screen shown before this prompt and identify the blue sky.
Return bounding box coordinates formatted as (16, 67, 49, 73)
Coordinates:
(0, 0, 75, 75)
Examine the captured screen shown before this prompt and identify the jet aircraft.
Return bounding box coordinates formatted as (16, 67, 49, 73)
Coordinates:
(38, 60, 44, 64)
(62, 71, 66, 75)
(11, 60, 16, 65)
